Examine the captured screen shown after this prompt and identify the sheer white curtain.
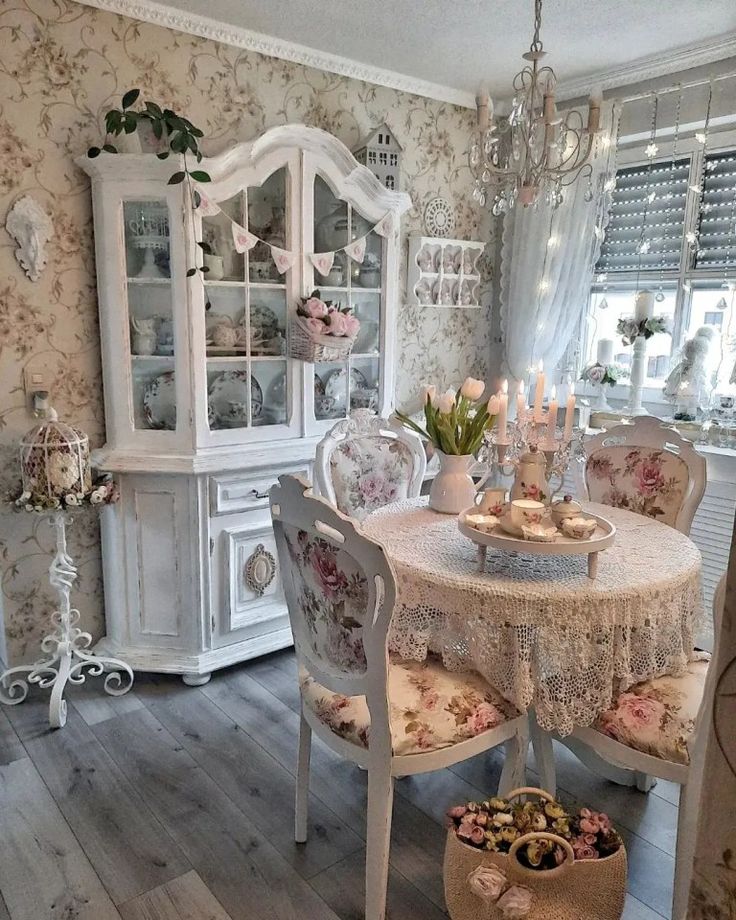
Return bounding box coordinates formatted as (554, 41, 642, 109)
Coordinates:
(500, 102, 620, 386)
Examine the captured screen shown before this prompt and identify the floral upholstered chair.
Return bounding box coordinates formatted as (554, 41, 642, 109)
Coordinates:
(314, 409, 426, 521)
(270, 475, 529, 920)
(584, 416, 706, 534)
(530, 575, 726, 920)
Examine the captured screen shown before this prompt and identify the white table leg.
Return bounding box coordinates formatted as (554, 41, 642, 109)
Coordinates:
(477, 544, 487, 573)
(588, 551, 599, 579)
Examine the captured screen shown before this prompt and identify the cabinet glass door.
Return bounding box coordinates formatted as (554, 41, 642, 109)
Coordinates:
(123, 199, 176, 431)
(201, 169, 289, 432)
(311, 176, 384, 422)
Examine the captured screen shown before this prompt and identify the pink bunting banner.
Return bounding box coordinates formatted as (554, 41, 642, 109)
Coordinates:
(231, 223, 258, 253)
(271, 246, 296, 275)
(309, 252, 336, 277)
(344, 237, 367, 264)
(374, 212, 395, 238)
(196, 192, 221, 218)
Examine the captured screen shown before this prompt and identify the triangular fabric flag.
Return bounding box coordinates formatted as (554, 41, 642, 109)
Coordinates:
(309, 251, 336, 277)
(271, 245, 295, 275)
(374, 212, 395, 238)
(232, 223, 258, 253)
(196, 191, 221, 217)
(344, 237, 367, 264)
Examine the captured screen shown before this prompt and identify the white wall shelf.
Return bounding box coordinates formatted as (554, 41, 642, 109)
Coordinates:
(406, 234, 484, 308)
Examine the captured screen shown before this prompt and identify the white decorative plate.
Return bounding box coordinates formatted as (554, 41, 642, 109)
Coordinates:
(208, 370, 263, 428)
(324, 367, 367, 409)
(424, 197, 455, 237)
(142, 371, 176, 430)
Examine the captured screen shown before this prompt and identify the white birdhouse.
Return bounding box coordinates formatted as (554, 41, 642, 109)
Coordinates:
(354, 124, 402, 191)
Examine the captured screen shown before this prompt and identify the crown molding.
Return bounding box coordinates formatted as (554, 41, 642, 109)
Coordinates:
(556, 32, 736, 101)
(73, 0, 477, 108)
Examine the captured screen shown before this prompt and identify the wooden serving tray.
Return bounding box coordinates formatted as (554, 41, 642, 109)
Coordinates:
(457, 508, 617, 579)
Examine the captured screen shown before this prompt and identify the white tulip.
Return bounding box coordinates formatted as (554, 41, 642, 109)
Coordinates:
(422, 384, 437, 406)
(460, 376, 485, 401)
(487, 395, 500, 415)
(437, 389, 456, 414)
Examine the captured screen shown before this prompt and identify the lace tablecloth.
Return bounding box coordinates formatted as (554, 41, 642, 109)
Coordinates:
(363, 499, 703, 734)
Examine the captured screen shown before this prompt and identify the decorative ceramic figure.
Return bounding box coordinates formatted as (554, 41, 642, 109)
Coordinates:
(130, 317, 158, 355)
(5, 195, 54, 282)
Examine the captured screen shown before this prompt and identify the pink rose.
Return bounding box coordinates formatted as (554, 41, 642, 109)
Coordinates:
(359, 474, 384, 500)
(342, 313, 360, 338)
(327, 310, 348, 336)
(309, 544, 348, 599)
(447, 805, 467, 820)
(456, 823, 475, 841)
(468, 864, 507, 901)
(306, 317, 326, 336)
(466, 701, 503, 735)
(421, 688, 440, 710)
(304, 297, 328, 318)
(586, 364, 605, 385)
(496, 885, 533, 918)
(469, 825, 486, 845)
(613, 692, 665, 732)
(636, 460, 665, 496)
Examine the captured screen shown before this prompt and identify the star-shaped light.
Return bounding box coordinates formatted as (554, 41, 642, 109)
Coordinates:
(695, 132, 706, 144)
(644, 142, 659, 158)
(647, 191, 656, 203)
(638, 240, 651, 254)
(685, 231, 698, 246)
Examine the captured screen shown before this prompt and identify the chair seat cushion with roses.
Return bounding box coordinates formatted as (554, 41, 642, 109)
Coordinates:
(593, 656, 709, 765)
(329, 435, 415, 521)
(300, 653, 520, 755)
(585, 446, 689, 528)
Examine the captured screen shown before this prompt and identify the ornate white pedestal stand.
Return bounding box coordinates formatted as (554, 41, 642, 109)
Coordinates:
(0, 512, 134, 728)
(624, 335, 649, 417)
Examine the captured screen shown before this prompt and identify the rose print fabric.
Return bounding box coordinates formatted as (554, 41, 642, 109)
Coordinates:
(300, 653, 519, 755)
(585, 447, 689, 528)
(594, 657, 709, 765)
(282, 524, 370, 674)
(330, 436, 415, 521)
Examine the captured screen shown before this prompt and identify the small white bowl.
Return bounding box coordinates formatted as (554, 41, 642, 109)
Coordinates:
(560, 516, 598, 540)
(521, 523, 558, 542)
(465, 513, 499, 533)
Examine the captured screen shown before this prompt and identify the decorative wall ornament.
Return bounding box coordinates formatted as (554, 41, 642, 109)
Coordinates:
(424, 197, 455, 237)
(353, 122, 402, 191)
(5, 195, 54, 282)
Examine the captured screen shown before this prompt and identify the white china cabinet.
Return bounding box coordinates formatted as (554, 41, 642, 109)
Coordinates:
(78, 125, 410, 683)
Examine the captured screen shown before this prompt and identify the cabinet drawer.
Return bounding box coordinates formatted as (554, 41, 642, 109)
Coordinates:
(210, 465, 309, 515)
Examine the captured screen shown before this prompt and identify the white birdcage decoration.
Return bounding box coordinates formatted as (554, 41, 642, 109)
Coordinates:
(20, 415, 92, 502)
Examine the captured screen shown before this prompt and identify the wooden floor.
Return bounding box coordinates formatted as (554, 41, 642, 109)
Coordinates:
(0, 648, 677, 920)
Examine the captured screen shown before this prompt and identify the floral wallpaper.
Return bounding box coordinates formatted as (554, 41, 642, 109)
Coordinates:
(0, 0, 493, 664)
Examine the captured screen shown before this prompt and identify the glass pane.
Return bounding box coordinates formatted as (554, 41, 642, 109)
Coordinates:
(350, 357, 380, 411)
(207, 361, 251, 430)
(685, 286, 736, 393)
(314, 362, 348, 421)
(202, 193, 244, 281)
(351, 292, 381, 355)
(124, 200, 176, 430)
(357, 229, 383, 290)
(314, 175, 348, 256)
(205, 284, 246, 358)
(255, 359, 288, 426)
(585, 288, 676, 386)
(248, 170, 286, 284)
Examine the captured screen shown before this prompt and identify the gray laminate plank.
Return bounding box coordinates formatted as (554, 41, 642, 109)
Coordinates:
(0, 708, 26, 766)
(139, 678, 363, 878)
(0, 889, 10, 920)
(623, 893, 667, 920)
(69, 681, 144, 726)
(244, 654, 302, 714)
(93, 708, 340, 920)
(310, 850, 448, 920)
(119, 870, 232, 920)
(22, 709, 190, 904)
(0, 758, 121, 920)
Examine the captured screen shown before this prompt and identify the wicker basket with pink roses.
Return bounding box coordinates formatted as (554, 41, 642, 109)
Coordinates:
(443, 787, 627, 920)
(290, 290, 360, 363)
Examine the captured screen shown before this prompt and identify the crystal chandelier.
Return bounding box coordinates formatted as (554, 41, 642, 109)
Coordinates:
(470, 0, 603, 214)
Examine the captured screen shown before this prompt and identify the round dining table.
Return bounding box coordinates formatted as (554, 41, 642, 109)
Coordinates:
(362, 498, 703, 735)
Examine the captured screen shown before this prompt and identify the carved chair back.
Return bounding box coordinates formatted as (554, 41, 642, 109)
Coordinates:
(584, 416, 706, 535)
(314, 409, 426, 521)
(270, 474, 396, 747)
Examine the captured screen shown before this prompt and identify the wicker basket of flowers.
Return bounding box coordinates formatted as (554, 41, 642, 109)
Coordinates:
(289, 291, 360, 363)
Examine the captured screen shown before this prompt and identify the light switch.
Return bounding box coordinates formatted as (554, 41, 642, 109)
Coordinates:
(23, 363, 53, 418)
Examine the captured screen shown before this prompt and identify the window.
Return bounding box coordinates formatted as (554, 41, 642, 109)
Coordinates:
(389, 152, 398, 166)
(378, 133, 383, 144)
(586, 140, 736, 396)
(379, 151, 387, 165)
(367, 150, 376, 164)
(385, 174, 395, 189)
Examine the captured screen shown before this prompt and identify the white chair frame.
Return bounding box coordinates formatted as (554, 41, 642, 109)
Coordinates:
(583, 415, 706, 536)
(313, 408, 426, 511)
(530, 574, 726, 920)
(271, 475, 529, 920)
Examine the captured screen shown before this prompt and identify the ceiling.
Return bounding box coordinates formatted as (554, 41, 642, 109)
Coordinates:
(90, 0, 736, 105)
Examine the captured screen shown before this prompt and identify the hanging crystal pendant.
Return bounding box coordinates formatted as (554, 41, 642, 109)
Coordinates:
(470, 144, 480, 166)
(584, 182, 594, 203)
(482, 168, 492, 184)
(716, 296, 729, 310)
(599, 297, 609, 310)
(655, 291, 666, 302)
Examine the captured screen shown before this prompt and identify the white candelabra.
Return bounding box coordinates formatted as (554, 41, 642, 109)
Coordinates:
(0, 512, 134, 728)
(625, 291, 654, 417)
